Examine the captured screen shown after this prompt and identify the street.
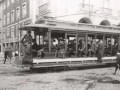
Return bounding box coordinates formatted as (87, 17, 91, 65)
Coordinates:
(0, 60, 120, 90)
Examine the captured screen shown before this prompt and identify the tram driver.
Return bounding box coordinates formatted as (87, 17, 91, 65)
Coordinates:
(20, 30, 33, 63)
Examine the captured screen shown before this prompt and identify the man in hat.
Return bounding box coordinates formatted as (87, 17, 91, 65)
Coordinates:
(21, 31, 32, 45)
(113, 50, 120, 75)
(20, 30, 33, 64)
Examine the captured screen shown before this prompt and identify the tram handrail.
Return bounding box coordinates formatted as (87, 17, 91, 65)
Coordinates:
(33, 56, 116, 64)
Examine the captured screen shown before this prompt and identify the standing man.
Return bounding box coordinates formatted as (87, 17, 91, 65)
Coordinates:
(20, 30, 33, 64)
(3, 48, 9, 64)
(8, 48, 13, 64)
(113, 50, 120, 75)
(96, 40, 104, 63)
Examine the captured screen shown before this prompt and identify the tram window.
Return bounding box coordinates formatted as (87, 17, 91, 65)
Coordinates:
(51, 31, 65, 58)
(34, 28, 49, 52)
(67, 34, 76, 57)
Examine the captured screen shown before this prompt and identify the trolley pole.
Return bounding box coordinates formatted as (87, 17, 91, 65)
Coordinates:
(89, 0, 91, 19)
(18, 17, 21, 63)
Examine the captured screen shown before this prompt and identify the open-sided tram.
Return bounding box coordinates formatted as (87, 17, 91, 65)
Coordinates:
(15, 19, 120, 69)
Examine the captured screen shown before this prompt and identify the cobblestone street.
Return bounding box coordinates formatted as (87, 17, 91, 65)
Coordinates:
(0, 59, 120, 90)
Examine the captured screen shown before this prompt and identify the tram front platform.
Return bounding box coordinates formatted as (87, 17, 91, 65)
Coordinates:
(31, 57, 116, 69)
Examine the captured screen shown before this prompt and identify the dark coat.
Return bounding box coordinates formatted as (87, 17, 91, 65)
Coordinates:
(96, 42, 104, 57)
(4, 50, 8, 58)
(116, 53, 120, 64)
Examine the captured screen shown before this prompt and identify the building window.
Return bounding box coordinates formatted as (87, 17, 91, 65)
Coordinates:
(7, 0, 10, 7)
(3, 30, 5, 40)
(15, 24, 19, 37)
(3, 15, 6, 26)
(16, 7, 20, 20)
(22, 2, 27, 18)
(11, 10, 15, 23)
(7, 28, 10, 38)
(7, 13, 10, 25)
(11, 26, 15, 38)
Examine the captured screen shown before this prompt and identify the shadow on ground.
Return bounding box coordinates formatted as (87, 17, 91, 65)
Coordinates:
(0, 63, 116, 77)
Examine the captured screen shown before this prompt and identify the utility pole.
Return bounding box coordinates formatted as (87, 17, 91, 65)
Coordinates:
(89, 0, 91, 19)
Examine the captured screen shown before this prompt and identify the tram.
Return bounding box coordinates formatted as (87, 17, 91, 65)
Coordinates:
(15, 19, 120, 69)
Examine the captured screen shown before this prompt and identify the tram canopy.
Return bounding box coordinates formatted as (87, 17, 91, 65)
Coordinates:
(19, 24, 49, 31)
(19, 22, 120, 34)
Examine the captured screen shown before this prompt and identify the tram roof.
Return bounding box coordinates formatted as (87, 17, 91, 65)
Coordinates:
(19, 23, 120, 34)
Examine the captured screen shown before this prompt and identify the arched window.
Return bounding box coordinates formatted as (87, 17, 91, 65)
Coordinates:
(79, 17, 92, 24)
(100, 20, 111, 26)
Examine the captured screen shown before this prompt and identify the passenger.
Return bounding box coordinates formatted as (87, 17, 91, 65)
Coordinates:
(67, 40, 75, 57)
(78, 39, 85, 57)
(113, 50, 120, 75)
(55, 42, 60, 58)
(32, 39, 38, 57)
(14, 49, 18, 56)
(87, 40, 92, 57)
(59, 39, 65, 58)
(96, 40, 104, 63)
(91, 40, 96, 57)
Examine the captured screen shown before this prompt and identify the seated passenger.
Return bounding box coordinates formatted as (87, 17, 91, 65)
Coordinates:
(37, 44, 45, 58)
(55, 42, 61, 58)
(67, 40, 75, 57)
(59, 40, 65, 58)
(77, 39, 85, 57)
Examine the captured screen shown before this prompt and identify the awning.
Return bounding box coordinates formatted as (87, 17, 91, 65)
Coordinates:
(19, 23, 120, 34)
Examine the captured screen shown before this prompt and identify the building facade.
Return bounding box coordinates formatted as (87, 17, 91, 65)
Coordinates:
(1, 0, 32, 52)
(36, 0, 120, 25)
(0, 0, 3, 54)
(1, 0, 120, 53)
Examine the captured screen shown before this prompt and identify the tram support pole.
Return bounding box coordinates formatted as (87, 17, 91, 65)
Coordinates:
(18, 27, 21, 63)
(65, 31, 67, 51)
(48, 29, 51, 52)
(111, 35, 113, 55)
(94, 34, 97, 56)
(76, 33, 78, 56)
(103, 34, 105, 57)
(118, 35, 120, 51)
